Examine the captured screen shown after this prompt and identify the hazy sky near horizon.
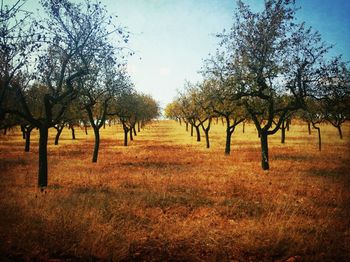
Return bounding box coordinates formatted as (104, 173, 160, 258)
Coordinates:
(9, 0, 350, 109)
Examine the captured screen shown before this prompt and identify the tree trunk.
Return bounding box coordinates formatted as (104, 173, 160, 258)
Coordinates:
(281, 120, 286, 144)
(38, 126, 48, 188)
(186, 122, 188, 132)
(130, 128, 133, 141)
(307, 122, 311, 135)
(315, 127, 321, 151)
(179, 118, 182, 126)
(242, 121, 245, 133)
(21, 125, 26, 139)
(124, 128, 128, 146)
(337, 125, 343, 139)
(137, 121, 141, 132)
(3, 128, 6, 135)
(24, 127, 33, 152)
(190, 124, 194, 136)
(71, 126, 75, 140)
(201, 119, 211, 149)
(225, 127, 231, 155)
(84, 125, 88, 135)
(260, 131, 269, 170)
(54, 126, 64, 145)
(133, 126, 137, 136)
(216, 117, 219, 125)
(92, 127, 100, 163)
(286, 119, 290, 131)
(103, 121, 106, 129)
(205, 130, 210, 148)
(317, 127, 321, 151)
(195, 125, 200, 142)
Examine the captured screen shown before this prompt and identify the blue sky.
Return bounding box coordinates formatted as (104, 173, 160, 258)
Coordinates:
(9, 0, 350, 109)
(108, 0, 350, 109)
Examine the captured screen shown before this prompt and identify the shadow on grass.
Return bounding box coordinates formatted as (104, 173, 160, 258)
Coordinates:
(308, 167, 349, 178)
(271, 153, 312, 161)
(0, 158, 28, 172)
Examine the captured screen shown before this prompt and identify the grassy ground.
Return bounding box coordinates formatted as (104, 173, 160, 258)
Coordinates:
(0, 120, 349, 261)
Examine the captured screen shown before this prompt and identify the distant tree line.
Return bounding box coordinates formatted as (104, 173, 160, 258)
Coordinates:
(165, 0, 350, 170)
(0, 0, 160, 188)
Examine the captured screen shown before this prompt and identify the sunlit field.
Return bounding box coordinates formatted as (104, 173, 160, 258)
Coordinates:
(0, 120, 349, 261)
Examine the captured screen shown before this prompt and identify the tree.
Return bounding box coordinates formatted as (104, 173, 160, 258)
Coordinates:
(164, 100, 190, 131)
(136, 94, 160, 130)
(195, 82, 216, 149)
(211, 0, 330, 169)
(303, 99, 325, 151)
(21, 84, 47, 151)
(115, 90, 138, 146)
(318, 59, 350, 139)
(3, 0, 130, 188)
(64, 101, 84, 140)
(164, 100, 183, 124)
(114, 91, 159, 146)
(178, 87, 203, 142)
(200, 77, 245, 154)
(80, 62, 131, 162)
(0, 0, 38, 120)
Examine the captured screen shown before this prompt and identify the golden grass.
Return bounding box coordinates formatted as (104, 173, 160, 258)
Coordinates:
(0, 120, 349, 261)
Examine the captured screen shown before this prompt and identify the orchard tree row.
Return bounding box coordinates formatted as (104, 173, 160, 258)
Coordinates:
(165, 0, 350, 170)
(0, 0, 159, 188)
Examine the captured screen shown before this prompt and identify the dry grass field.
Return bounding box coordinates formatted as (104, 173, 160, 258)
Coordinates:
(0, 120, 349, 261)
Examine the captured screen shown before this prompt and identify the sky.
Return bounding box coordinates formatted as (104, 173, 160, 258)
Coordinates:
(110, 0, 350, 110)
(8, 0, 350, 110)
